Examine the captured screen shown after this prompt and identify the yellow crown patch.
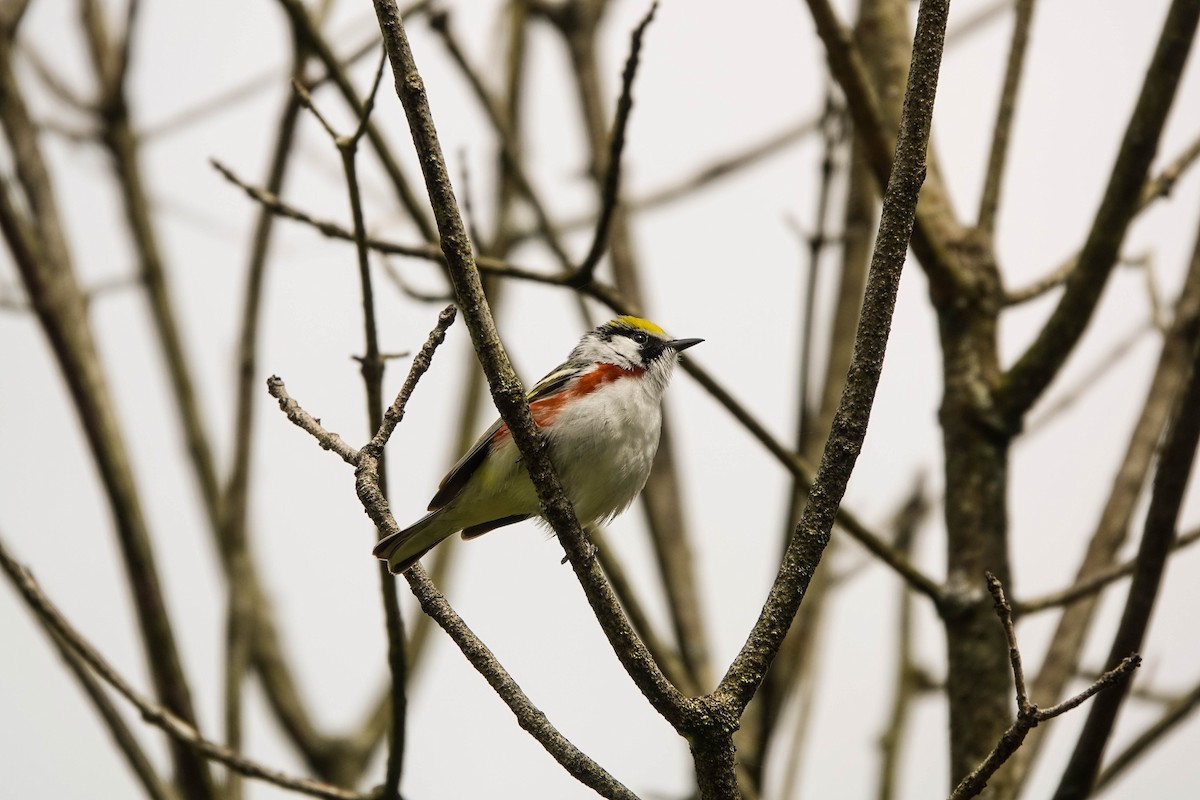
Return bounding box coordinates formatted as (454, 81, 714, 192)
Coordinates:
(615, 315, 665, 335)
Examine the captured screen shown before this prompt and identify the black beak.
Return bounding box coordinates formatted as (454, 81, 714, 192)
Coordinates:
(666, 337, 704, 352)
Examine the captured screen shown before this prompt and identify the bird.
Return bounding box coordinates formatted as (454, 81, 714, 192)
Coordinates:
(374, 316, 702, 574)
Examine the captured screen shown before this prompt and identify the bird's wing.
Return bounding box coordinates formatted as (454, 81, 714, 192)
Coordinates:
(425, 362, 580, 511)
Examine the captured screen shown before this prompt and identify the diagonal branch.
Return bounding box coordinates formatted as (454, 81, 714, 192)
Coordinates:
(49, 629, 180, 800)
(976, 0, 1036, 234)
(803, 0, 968, 297)
(998, 0, 1200, 422)
(1010, 193, 1200, 790)
(1016, 526, 1200, 615)
(0, 536, 372, 800)
(717, 0, 950, 720)
(1053, 302, 1200, 799)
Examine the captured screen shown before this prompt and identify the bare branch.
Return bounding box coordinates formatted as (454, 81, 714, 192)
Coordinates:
(1054, 305, 1200, 799)
(976, 0, 1036, 233)
(719, 0, 952, 721)
(1016, 526, 1200, 615)
(998, 0, 1200, 421)
(267, 377, 361, 464)
(571, 1, 657, 286)
(1, 21, 213, 795)
(371, 305, 458, 449)
(0, 537, 374, 800)
(1094, 678, 1200, 792)
(946, 574, 1140, 800)
(278, 0, 437, 242)
(51, 629, 180, 800)
(803, 0, 968, 295)
(1005, 131, 1200, 306)
(1013, 187, 1200, 789)
(425, 9, 572, 266)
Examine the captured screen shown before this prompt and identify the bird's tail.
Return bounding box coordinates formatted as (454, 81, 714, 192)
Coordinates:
(372, 510, 454, 574)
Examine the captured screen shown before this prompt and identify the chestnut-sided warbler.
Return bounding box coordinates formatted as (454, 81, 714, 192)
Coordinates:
(374, 316, 702, 574)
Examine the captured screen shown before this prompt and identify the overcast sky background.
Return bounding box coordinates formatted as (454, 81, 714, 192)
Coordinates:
(3, 1, 1200, 798)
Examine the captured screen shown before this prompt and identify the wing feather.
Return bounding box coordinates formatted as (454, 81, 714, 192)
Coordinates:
(425, 362, 582, 511)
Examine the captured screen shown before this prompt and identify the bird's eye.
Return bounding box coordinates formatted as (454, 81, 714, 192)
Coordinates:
(632, 331, 649, 344)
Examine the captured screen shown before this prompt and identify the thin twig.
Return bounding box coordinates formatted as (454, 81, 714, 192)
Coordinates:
(997, 0, 1200, 421)
(976, 0, 1036, 234)
(946, 574, 1140, 800)
(298, 55, 408, 793)
(1017, 526, 1200, 615)
(266, 377, 361, 464)
(372, 305, 458, 449)
(571, 2, 657, 286)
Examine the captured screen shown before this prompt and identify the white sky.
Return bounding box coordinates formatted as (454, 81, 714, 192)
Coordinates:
(2, 1, 1200, 798)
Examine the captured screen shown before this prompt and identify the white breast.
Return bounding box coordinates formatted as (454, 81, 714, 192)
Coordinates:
(545, 370, 666, 523)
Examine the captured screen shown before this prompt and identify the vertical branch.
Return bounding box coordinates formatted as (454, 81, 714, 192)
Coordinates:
(222, 560, 252, 800)
(216, 32, 381, 780)
(0, 19, 213, 800)
(1053, 329, 1200, 798)
(975, 0, 1036, 234)
(296, 49, 408, 795)
(1011, 208, 1200, 790)
(277, 0, 437, 243)
(347, 65, 410, 798)
(411, 2, 534, 643)
(874, 489, 929, 800)
(717, 0, 952, 768)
